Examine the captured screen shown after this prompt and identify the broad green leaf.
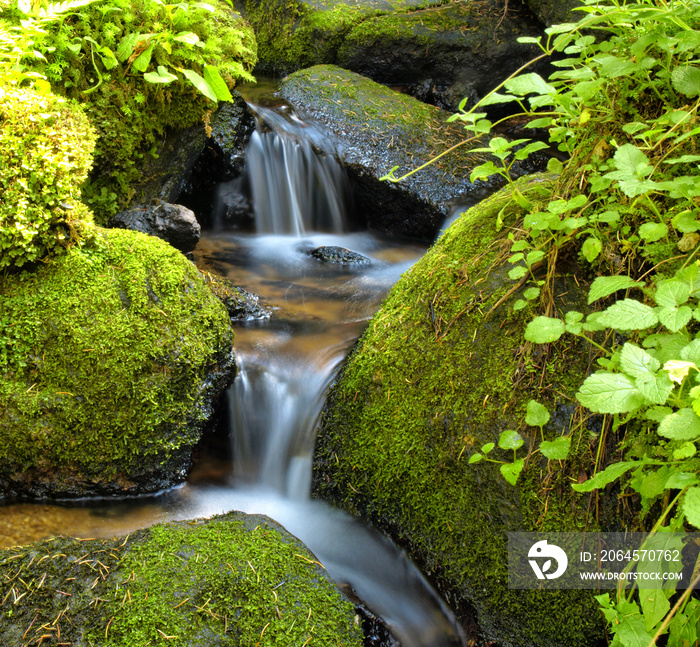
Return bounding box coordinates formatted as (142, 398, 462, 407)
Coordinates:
(576, 373, 645, 413)
(482, 442, 495, 453)
(117, 33, 137, 62)
(514, 141, 549, 161)
(470, 161, 501, 182)
(469, 453, 483, 464)
(581, 237, 602, 262)
(499, 429, 524, 451)
(666, 470, 698, 487)
(682, 487, 700, 529)
(633, 466, 671, 501)
(681, 340, 700, 364)
(500, 459, 524, 485)
(664, 359, 697, 383)
(524, 316, 565, 343)
(672, 210, 700, 233)
(657, 305, 693, 333)
(593, 53, 638, 78)
(639, 222, 668, 242)
(478, 92, 519, 107)
(646, 405, 672, 422)
(655, 279, 691, 307)
(526, 400, 550, 427)
(174, 31, 200, 45)
(203, 65, 233, 101)
(132, 43, 154, 73)
(597, 299, 659, 331)
(635, 371, 674, 405)
(508, 265, 528, 280)
(620, 342, 660, 378)
(143, 65, 178, 84)
(572, 460, 642, 492)
(658, 408, 700, 441)
(644, 333, 691, 364)
(640, 589, 670, 633)
(504, 73, 555, 96)
(588, 276, 644, 304)
(665, 154, 700, 165)
(180, 68, 217, 102)
(671, 66, 700, 98)
(523, 287, 540, 301)
(540, 436, 571, 460)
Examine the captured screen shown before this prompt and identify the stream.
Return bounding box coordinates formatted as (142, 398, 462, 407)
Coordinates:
(0, 87, 466, 646)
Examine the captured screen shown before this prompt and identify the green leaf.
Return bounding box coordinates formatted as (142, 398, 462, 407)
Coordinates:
(526, 400, 550, 427)
(143, 65, 178, 84)
(671, 66, 700, 98)
(640, 589, 670, 634)
(581, 237, 602, 262)
(508, 265, 528, 280)
(524, 316, 565, 343)
(174, 31, 200, 45)
(666, 470, 698, 488)
(500, 459, 525, 485)
(616, 611, 654, 647)
(546, 158, 563, 174)
(639, 222, 668, 242)
(470, 161, 501, 182)
(655, 279, 691, 307)
(588, 276, 644, 304)
(635, 371, 674, 405)
(504, 73, 555, 96)
(620, 343, 660, 378)
(481, 442, 495, 454)
(576, 373, 645, 413)
(572, 460, 642, 492)
(593, 53, 639, 78)
(523, 287, 540, 301)
(203, 65, 233, 101)
(469, 453, 484, 464)
(681, 340, 700, 364)
(657, 305, 693, 333)
(658, 408, 700, 441)
(117, 33, 138, 62)
(672, 210, 700, 233)
(540, 436, 571, 460)
(682, 487, 700, 529)
(180, 68, 217, 102)
(597, 299, 659, 331)
(499, 429, 524, 451)
(646, 405, 673, 422)
(132, 43, 154, 73)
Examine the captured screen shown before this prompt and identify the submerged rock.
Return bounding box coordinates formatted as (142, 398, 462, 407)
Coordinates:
(109, 200, 201, 253)
(0, 228, 235, 499)
(0, 511, 363, 646)
(314, 175, 606, 646)
(280, 65, 506, 242)
(307, 246, 371, 266)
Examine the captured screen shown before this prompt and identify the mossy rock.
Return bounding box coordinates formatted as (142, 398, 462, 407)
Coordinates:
(0, 511, 364, 646)
(313, 175, 606, 646)
(0, 227, 234, 499)
(279, 65, 504, 241)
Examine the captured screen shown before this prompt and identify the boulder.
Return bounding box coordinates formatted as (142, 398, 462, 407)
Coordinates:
(313, 175, 606, 646)
(525, 0, 584, 26)
(0, 227, 235, 499)
(109, 200, 201, 253)
(307, 246, 371, 265)
(279, 65, 509, 241)
(0, 511, 363, 646)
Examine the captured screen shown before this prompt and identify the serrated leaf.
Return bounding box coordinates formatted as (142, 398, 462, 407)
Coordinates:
(540, 436, 571, 460)
(657, 305, 693, 332)
(180, 68, 217, 102)
(620, 342, 660, 378)
(499, 429, 524, 451)
(572, 460, 641, 492)
(681, 340, 700, 364)
(526, 400, 550, 427)
(500, 459, 525, 485)
(203, 65, 233, 101)
(671, 66, 700, 98)
(640, 589, 670, 634)
(524, 316, 565, 343)
(655, 279, 691, 307)
(646, 405, 673, 422)
(588, 276, 644, 304)
(635, 371, 675, 405)
(597, 299, 659, 331)
(658, 408, 700, 441)
(682, 487, 700, 529)
(639, 221, 668, 242)
(576, 373, 645, 413)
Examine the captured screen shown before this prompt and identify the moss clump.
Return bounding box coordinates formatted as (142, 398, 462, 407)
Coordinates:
(0, 227, 234, 498)
(314, 175, 604, 646)
(0, 511, 363, 646)
(0, 86, 96, 270)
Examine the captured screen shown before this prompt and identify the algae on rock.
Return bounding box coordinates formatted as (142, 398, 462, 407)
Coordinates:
(0, 511, 363, 646)
(0, 227, 234, 499)
(314, 175, 605, 647)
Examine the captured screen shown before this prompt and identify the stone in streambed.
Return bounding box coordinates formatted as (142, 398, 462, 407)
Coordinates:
(307, 246, 371, 266)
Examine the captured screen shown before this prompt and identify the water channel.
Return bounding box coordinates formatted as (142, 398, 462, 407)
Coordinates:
(0, 86, 466, 646)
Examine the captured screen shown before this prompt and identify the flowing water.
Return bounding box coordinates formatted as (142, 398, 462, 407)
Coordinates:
(0, 93, 466, 646)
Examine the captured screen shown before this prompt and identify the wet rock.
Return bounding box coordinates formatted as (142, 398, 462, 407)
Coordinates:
(109, 200, 201, 253)
(0, 228, 235, 499)
(307, 246, 371, 266)
(201, 272, 271, 321)
(0, 512, 363, 646)
(314, 175, 606, 647)
(280, 65, 514, 241)
(525, 0, 584, 26)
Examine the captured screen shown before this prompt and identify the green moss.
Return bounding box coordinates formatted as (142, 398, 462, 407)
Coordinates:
(0, 86, 97, 270)
(315, 175, 604, 646)
(0, 512, 363, 646)
(0, 227, 233, 492)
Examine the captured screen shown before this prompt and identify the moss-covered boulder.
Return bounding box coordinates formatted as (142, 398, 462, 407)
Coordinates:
(0, 227, 234, 499)
(313, 175, 606, 646)
(0, 511, 364, 646)
(280, 65, 504, 241)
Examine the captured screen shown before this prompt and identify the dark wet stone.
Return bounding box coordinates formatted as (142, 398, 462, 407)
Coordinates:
(109, 200, 201, 253)
(307, 246, 371, 265)
(201, 272, 271, 321)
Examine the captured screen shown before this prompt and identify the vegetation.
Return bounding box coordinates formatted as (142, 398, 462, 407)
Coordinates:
(411, 0, 700, 643)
